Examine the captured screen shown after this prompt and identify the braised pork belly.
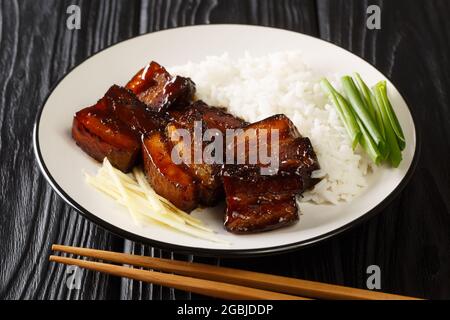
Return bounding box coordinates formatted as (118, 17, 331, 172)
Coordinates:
(222, 115, 319, 233)
(72, 85, 165, 172)
(166, 101, 248, 206)
(125, 61, 195, 111)
(72, 60, 320, 233)
(142, 131, 199, 212)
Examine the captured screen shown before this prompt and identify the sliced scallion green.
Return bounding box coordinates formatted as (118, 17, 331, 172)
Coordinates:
(373, 84, 402, 167)
(369, 90, 389, 160)
(320, 78, 361, 150)
(341, 76, 385, 151)
(321, 74, 405, 168)
(370, 91, 386, 140)
(355, 117, 382, 165)
(374, 81, 406, 150)
(353, 73, 377, 122)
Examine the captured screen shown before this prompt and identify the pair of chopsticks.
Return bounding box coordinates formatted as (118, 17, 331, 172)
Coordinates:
(50, 244, 420, 300)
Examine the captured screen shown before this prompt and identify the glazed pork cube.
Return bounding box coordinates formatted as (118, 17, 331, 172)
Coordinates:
(72, 107, 140, 172)
(72, 85, 164, 172)
(166, 101, 248, 206)
(227, 114, 319, 174)
(142, 131, 199, 212)
(222, 173, 302, 233)
(126, 61, 195, 111)
(221, 114, 320, 233)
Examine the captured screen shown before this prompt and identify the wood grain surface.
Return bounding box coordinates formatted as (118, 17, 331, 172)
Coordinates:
(0, 0, 448, 300)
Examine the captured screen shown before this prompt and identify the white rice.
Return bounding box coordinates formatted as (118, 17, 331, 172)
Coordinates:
(170, 51, 373, 204)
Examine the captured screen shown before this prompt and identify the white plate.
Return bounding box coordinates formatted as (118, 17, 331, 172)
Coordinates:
(34, 25, 418, 256)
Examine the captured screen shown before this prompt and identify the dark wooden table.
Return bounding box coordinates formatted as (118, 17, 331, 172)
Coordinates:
(1, 0, 449, 300)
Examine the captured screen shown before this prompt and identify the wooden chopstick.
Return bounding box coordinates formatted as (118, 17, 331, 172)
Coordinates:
(49, 254, 306, 300)
(51, 244, 420, 300)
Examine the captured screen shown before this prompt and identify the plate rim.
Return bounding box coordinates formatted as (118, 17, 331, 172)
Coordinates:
(33, 24, 421, 257)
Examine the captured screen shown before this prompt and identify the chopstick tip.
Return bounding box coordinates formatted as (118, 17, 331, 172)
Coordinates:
(52, 244, 66, 252)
